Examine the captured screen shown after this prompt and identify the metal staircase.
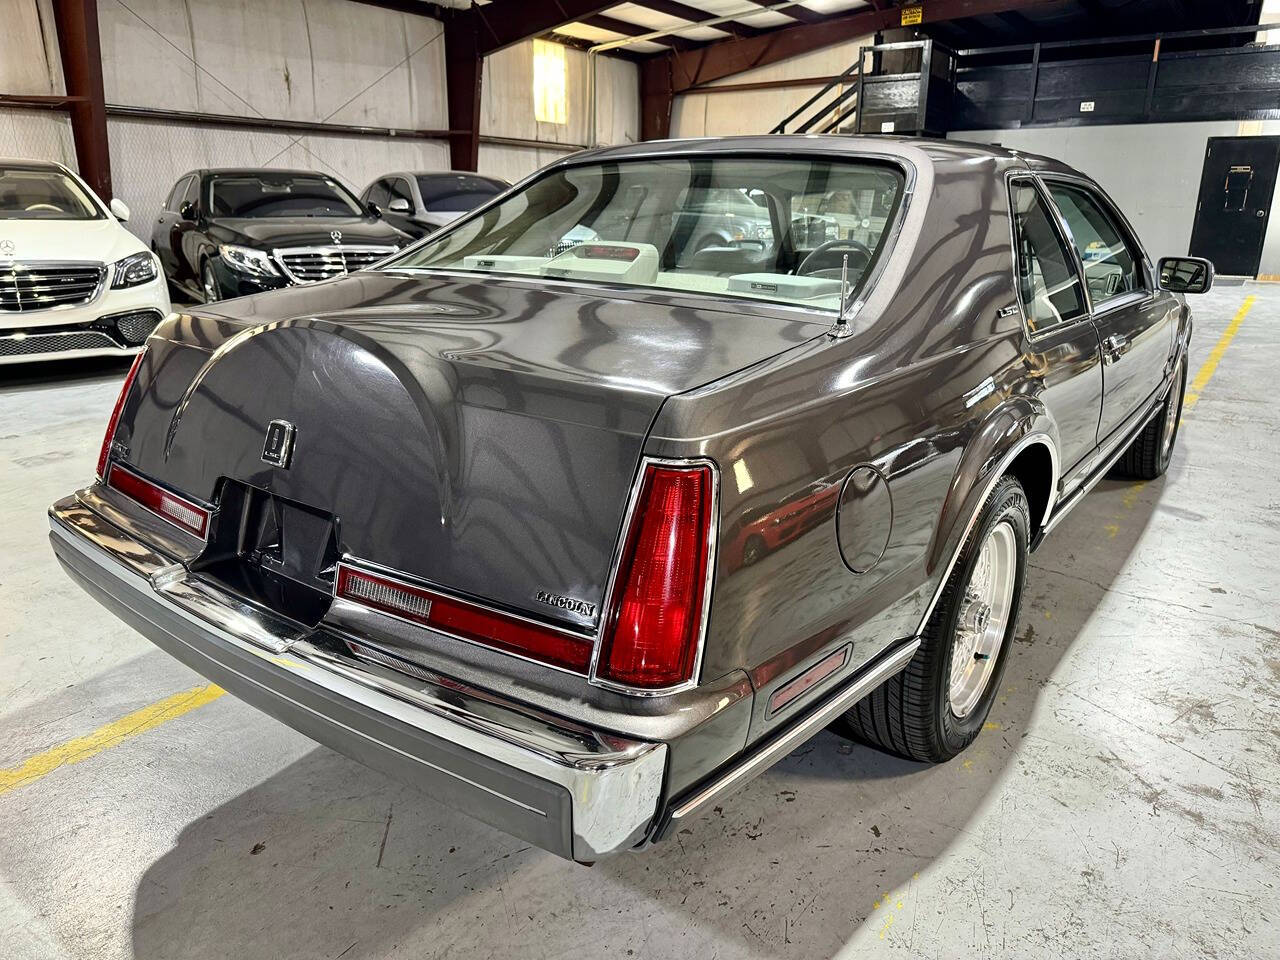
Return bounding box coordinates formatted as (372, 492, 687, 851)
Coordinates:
(769, 59, 864, 135)
(769, 38, 952, 137)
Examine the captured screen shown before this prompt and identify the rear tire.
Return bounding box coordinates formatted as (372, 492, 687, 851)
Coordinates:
(1111, 358, 1186, 480)
(838, 476, 1029, 762)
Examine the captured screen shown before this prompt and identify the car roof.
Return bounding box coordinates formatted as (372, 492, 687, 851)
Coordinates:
(182, 168, 341, 179)
(0, 158, 72, 172)
(379, 171, 508, 182)
(544, 135, 1083, 179)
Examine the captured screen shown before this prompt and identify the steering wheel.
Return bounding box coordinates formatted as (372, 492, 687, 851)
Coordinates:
(24, 203, 62, 213)
(797, 238, 872, 278)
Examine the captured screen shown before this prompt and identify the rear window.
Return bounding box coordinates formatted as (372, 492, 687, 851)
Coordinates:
(417, 175, 506, 212)
(388, 157, 904, 312)
(0, 167, 102, 221)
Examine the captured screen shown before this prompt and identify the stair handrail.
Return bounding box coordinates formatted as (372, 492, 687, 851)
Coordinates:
(770, 57, 863, 134)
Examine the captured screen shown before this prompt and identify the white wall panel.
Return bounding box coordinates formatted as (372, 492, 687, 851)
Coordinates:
(481, 41, 639, 181)
(99, 0, 447, 128)
(953, 121, 1280, 277)
(482, 42, 638, 146)
(0, 108, 75, 166)
(0, 0, 62, 96)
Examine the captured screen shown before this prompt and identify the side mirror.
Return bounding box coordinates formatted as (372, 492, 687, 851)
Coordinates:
(109, 197, 130, 222)
(366, 201, 382, 218)
(1158, 256, 1214, 294)
(179, 201, 197, 222)
(388, 198, 411, 214)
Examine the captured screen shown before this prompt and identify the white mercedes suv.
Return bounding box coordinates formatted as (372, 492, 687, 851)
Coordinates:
(1, 159, 171, 365)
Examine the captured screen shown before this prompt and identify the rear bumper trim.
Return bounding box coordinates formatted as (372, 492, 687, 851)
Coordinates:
(49, 492, 667, 861)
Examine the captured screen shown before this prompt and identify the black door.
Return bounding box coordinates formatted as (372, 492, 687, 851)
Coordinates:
(1189, 136, 1280, 277)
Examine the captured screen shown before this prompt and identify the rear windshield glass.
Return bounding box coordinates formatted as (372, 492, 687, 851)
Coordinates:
(0, 167, 102, 220)
(208, 173, 363, 219)
(418, 175, 506, 212)
(387, 157, 904, 312)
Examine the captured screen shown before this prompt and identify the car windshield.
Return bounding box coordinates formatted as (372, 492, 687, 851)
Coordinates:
(417, 175, 506, 212)
(208, 173, 363, 218)
(0, 167, 102, 220)
(387, 156, 904, 312)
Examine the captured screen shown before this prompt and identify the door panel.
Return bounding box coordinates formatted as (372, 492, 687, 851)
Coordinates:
(1092, 295, 1174, 441)
(1043, 178, 1171, 440)
(1190, 137, 1280, 277)
(1008, 177, 1101, 474)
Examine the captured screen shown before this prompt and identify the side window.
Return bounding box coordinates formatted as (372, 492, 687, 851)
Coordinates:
(166, 177, 190, 211)
(1010, 180, 1088, 333)
(366, 180, 390, 208)
(1046, 182, 1143, 306)
(388, 177, 414, 208)
(182, 176, 200, 210)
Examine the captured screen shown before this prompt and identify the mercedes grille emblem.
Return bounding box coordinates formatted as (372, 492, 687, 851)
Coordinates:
(330, 230, 343, 244)
(0, 239, 14, 256)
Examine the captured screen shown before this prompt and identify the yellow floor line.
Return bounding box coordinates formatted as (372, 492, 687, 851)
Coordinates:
(1183, 294, 1256, 411)
(0, 684, 224, 797)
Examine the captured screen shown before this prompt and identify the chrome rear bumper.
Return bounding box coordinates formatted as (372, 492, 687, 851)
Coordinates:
(49, 493, 666, 861)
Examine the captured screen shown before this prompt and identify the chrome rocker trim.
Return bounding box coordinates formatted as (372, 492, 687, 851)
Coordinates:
(48, 493, 666, 862)
(653, 635, 921, 840)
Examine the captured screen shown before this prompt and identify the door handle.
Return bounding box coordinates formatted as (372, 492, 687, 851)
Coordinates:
(1101, 333, 1130, 364)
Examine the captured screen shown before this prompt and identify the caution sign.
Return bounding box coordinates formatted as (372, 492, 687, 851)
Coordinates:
(901, 4, 923, 25)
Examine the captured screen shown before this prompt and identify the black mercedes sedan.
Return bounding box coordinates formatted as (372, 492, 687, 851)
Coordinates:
(151, 168, 408, 302)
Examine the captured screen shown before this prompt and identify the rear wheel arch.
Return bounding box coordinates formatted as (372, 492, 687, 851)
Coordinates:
(1004, 440, 1055, 538)
(928, 403, 1059, 573)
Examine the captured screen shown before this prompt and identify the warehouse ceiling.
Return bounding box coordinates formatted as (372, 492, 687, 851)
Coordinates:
(418, 0, 1264, 58)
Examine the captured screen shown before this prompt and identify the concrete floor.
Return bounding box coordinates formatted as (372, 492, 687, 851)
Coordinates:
(1, 285, 1277, 960)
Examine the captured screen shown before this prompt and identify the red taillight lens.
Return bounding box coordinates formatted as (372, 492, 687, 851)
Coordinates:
(596, 463, 715, 691)
(106, 464, 210, 539)
(336, 564, 594, 673)
(97, 349, 146, 480)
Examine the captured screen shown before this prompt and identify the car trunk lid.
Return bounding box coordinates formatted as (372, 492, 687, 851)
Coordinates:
(118, 272, 825, 633)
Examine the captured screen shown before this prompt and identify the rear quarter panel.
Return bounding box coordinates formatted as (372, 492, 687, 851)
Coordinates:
(648, 149, 1052, 745)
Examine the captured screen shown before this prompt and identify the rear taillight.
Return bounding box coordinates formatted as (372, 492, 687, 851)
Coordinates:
(106, 464, 210, 539)
(96, 349, 146, 480)
(336, 564, 594, 673)
(594, 461, 716, 693)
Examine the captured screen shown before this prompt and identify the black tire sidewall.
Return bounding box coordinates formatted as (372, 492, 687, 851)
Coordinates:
(930, 480, 1030, 755)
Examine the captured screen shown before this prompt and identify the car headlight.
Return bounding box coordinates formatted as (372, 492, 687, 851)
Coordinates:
(218, 244, 279, 278)
(110, 251, 158, 289)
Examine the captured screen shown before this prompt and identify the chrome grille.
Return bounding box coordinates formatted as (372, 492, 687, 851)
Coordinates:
(274, 246, 397, 284)
(0, 261, 105, 312)
(0, 330, 118, 358)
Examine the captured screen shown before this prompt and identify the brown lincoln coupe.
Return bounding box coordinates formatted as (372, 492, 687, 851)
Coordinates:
(49, 137, 1212, 862)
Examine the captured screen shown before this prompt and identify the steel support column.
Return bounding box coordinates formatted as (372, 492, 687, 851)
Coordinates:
(53, 0, 111, 200)
(444, 19, 483, 172)
(639, 57, 675, 142)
